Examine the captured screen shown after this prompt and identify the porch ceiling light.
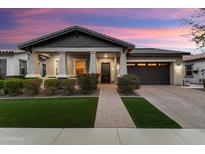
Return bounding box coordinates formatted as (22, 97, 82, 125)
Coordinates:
(104, 54, 107, 58)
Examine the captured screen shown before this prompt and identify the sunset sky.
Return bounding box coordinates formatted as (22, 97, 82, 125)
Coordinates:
(0, 8, 199, 53)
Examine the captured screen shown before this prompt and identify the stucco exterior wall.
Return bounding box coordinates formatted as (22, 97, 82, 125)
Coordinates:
(127, 56, 184, 85)
(0, 53, 28, 76)
(184, 60, 205, 84)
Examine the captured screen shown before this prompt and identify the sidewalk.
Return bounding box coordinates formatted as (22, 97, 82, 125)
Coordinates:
(0, 128, 205, 145)
(94, 84, 135, 128)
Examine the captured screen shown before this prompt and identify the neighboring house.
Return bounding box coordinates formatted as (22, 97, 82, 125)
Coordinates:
(0, 49, 28, 79)
(183, 53, 205, 85)
(0, 25, 188, 85)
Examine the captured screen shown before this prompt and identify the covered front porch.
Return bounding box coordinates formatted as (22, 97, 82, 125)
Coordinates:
(26, 48, 128, 83)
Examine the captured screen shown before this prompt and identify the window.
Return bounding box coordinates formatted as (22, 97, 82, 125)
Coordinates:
(0, 59, 7, 78)
(158, 63, 168, 66)
(137, 63, 146, 66)
(185, 64, 193, 76)
(42, 64, 46, 77)
(76, 60, 86, 75)
(55, 60, 59, 75)
(19, 60, 27, 76)
(127, 63, 135, 66)
(147, 63, 157, 67)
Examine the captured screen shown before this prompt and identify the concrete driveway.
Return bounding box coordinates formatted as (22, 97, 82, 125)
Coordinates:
(137, 85, 205, 128)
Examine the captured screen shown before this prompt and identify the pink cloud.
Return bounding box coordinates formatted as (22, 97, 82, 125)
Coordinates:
(10, 8, 196, 20)
(0, 9, 196, 51)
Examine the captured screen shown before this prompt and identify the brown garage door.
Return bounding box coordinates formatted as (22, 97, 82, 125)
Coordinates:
(127, 62, 170, 85)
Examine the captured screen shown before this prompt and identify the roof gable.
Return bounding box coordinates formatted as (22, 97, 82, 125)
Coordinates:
(18, 26, 135, 50)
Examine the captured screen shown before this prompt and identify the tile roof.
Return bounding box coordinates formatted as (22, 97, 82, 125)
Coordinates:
(132, 48, 189, 54)
(183, 53, 205, 61)
(0, 49, 26, 54)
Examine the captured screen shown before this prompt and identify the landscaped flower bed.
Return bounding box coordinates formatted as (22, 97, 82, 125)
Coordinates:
(0, 73, 99, 97)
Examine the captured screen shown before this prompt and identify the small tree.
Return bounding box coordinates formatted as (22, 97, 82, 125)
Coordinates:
(183, 8, 205, 49)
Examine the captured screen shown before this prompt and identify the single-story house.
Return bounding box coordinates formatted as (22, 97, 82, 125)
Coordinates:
(0, 49, 28, 79)
(183, 53, 205, 84)
(1, 26, 189, 85)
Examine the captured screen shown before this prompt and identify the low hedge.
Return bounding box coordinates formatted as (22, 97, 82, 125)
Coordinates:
(62, 79, 76, 95)
(44, 79, 60, 95)
(3, 79, 23, 96)
(23, 79, 42, 96)
(77, 73, 97, 94)
(118, 74, 141, 94)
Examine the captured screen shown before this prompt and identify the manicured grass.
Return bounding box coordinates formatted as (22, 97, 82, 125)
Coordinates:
(0, 98, 98, 128)
(122, 98, 181, 128)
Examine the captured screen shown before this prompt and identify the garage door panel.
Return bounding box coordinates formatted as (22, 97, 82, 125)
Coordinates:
(127, 63, 170, 85)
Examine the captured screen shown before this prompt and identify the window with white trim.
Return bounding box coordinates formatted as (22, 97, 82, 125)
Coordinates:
(185, 64, 193, 76)
(0, 59, 7, 78)
(19, 60, 27, 76)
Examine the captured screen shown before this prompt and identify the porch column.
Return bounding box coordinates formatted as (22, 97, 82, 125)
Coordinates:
(57, 51, 68, 78)
(119, 51, 127, 76)
(25, 52, 41, 78)
(89, 52, 97, 73)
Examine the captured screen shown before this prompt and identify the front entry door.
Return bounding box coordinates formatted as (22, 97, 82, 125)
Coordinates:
(101, 62, 110, 83)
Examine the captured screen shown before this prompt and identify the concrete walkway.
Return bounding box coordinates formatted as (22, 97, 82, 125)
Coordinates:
(1, 128, 205, 144)
(95, 84, 135, 128)
(137, 85, 205, 128)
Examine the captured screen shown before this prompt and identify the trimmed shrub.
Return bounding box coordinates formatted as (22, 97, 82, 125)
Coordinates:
(23, 79, 42, 96)
(0, 80, 4, 95)
(203, 79, 205, 88)
(128, 74, 141, 89)
(89, 73, 99, 89)
(44, 79, 60, 95)
(62, 79, 76, 95)
(0, 74, 5, 80)
(77, 74, 97, 94)
(0, 80, 4, 90)
(4, 79, 23, 96)
(118, 74, 141, 94)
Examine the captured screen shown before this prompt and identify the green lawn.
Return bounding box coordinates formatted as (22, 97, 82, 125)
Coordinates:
(122, 98, 181, 128)
(0, 98, 98, 128)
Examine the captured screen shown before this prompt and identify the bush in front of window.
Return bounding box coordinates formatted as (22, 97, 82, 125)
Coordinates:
(77, 74, 97, 94)
(3, 79, 23, 96)
(118, 74, 141, 94)
(44, 79, 60, 95)
(0, 80, 5, 95)
(0, 73, 5, 80)
(23, 79, 42, 96)
(62, 79, 76, 95)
